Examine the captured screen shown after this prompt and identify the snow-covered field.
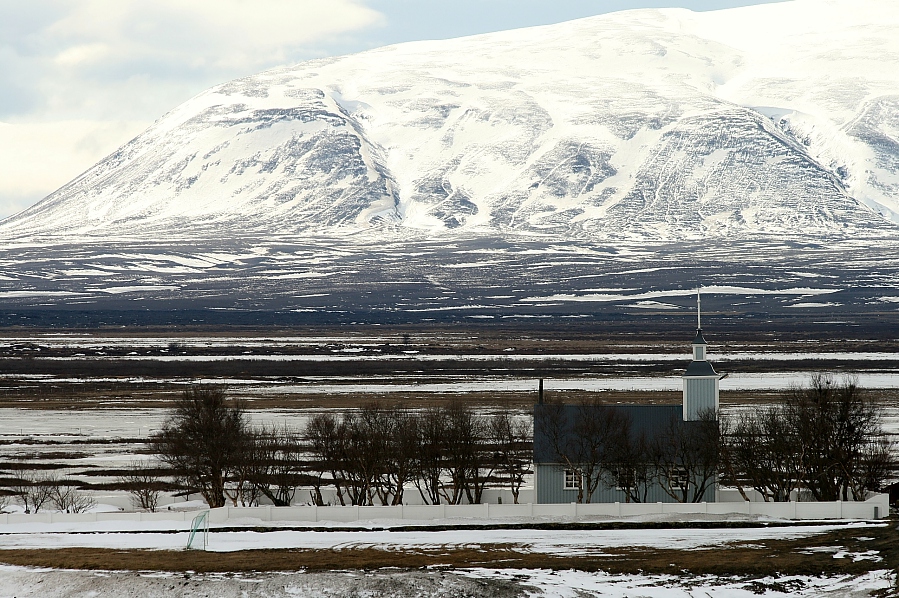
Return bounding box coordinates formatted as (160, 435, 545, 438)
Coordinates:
(0, 518, 890, 597)
(0, 566, 887, 598)
(6, 371, 899, 398)
(0, 526, 892, 598)
(467, 569, 895, 598)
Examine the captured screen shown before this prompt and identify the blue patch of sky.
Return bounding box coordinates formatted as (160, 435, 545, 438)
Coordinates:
(329, 0, 786, 55)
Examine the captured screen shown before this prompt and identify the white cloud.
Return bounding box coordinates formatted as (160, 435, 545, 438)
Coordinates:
(0, 0, 385, 218)
(54, 43, 111, 67)
(45, 0, 384, 75)
(0, 120, 149, 216)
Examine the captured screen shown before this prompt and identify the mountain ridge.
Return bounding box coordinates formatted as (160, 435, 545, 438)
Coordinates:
(2, 0, 899, 241)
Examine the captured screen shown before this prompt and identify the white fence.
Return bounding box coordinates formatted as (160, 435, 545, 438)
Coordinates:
(0, 494, 888, 525)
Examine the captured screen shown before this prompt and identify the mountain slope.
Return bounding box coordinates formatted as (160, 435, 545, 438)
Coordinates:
(3, 0, 899, 241)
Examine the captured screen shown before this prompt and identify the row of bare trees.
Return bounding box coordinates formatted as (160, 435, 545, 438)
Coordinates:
(305, 403, 530, 506)
(151, 388, 312, 508)
(148, 375, 894, 510)
(1, 471, 96, 513)
(152, 388, 531, 508)
(721, 373, 894, 502)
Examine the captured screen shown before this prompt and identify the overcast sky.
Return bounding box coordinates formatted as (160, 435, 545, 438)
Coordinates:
(0, 0, 784, 220)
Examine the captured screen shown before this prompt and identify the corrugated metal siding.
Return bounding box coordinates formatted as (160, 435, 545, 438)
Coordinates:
(536, 464, 716, 504)
(683, 378, 717, 420)
(535, 464, 581, 504)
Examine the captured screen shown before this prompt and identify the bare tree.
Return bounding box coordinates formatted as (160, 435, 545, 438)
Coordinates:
(491, 412, 531, 504)
(653, 409, 719, 503)
(152, 387, 251, 508)
(384, 408, 419, 505)
(789, 374, 888, 501)
(336, 410, 384, 506)
(119, 461, 163, 512)
(850, 434, 896, 501)
(250, 424, 305, 507)
(613, 430, 657, 504)
(413, 406, 446, 505)
(537, 400, 630, 503)
(50, 479, 95, 513)
(9, 471, 55, 513)
(353, 404, 393, 506)
(722, 407, 803, 502)
(223, 426, 262, 507)
(304, 405, 428, 507)
(439, 401, 488, 505)
(305, 412, 345, 506)
(720, 374, 895, 503)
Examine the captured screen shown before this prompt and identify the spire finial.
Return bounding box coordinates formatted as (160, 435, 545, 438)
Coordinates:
(697, 287, 701, 330)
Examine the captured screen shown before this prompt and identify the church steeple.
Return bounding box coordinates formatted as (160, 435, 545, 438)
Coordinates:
(683, 288, 719, 421)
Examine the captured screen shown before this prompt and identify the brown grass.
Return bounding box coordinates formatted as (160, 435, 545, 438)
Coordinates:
(1, 387, 895, 411)
(0, 522, 895, 576)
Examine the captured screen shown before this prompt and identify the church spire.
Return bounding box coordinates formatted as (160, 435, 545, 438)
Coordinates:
(697, 288, 701, 331)
(692, 289, 707, 359)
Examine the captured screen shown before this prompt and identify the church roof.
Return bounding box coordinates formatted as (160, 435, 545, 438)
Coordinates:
(692, 329, 707, 345)
(684, 360, 718, 377)
(533, 404, 683, 464)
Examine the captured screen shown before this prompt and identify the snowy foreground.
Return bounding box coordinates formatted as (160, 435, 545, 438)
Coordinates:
(0, 517, 893, 596)
(0, 566, 891, 598)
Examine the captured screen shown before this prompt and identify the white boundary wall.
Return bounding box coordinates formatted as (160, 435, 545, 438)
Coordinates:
(0, 494, 888, 525)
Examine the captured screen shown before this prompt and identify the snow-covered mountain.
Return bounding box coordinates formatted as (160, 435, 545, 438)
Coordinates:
(3, 0, 899, 241)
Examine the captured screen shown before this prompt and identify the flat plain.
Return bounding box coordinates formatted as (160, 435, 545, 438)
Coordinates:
(0, 326, 897, 596)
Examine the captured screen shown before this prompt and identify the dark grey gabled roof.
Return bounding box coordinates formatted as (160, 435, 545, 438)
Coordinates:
(684, 360, 718, 377)
(533, 403, 682, 464)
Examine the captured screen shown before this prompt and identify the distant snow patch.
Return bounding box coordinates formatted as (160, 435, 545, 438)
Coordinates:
(788, 302, 842, 308)
(98, 286, 180, 294)
(625, 301, 682, 310)
(521, 286, 840, 303)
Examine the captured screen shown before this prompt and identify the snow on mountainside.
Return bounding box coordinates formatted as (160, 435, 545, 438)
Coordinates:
(3, 0, 899, 241)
